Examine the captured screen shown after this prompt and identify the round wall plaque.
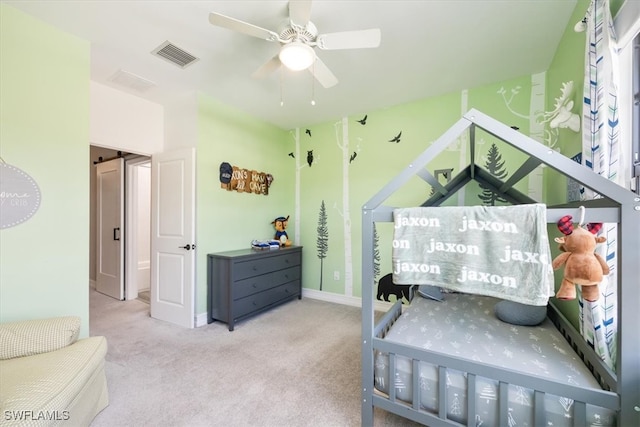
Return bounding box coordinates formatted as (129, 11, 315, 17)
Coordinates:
(0, 162, 42, 229)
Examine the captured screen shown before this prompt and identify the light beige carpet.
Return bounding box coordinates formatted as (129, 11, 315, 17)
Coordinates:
(89, 290, 420, 427)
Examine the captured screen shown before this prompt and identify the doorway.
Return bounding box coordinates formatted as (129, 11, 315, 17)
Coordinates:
(90, 145, 151, 304)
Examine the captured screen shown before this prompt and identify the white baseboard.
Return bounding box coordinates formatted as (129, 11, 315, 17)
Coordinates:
(302, 288, 394, 312)
(195, 312, 208, 327)
(194, 288, 394, 328)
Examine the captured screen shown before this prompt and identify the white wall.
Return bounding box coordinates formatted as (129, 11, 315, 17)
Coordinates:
(90, 81, 164, 154)
(137, 164, 151, 290)
(164, 91, 198, 150)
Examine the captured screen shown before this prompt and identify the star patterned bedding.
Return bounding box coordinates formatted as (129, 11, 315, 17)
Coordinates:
(374, 294, 615, 427)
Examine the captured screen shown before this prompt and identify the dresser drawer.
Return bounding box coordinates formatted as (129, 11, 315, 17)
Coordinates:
(233, 251, 302, 281)
(234, 281, 300, 319)
(233, 266, 301, 300)
(271, 265, 301, 286)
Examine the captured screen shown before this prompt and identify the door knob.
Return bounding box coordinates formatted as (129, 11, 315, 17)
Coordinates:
(179, 244, 192, 250)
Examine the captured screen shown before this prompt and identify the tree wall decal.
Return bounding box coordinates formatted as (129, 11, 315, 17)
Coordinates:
(333, 117, 354, 296)
(316, 200, 329, 291)
(478, 143, 509, 206)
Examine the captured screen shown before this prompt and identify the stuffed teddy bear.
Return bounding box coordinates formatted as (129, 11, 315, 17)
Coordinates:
(271, 215, 292, 247)
(552, 215, 609, 301)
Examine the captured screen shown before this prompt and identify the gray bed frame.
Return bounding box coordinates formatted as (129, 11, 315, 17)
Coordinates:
(361, 109, 640, 426)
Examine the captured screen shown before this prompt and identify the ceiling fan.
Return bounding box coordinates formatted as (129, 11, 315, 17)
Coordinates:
(208, 1, 381, 88)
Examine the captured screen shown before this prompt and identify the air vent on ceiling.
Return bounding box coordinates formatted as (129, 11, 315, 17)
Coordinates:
(108, 69, 156, 93)
(152, 41, 199, 68)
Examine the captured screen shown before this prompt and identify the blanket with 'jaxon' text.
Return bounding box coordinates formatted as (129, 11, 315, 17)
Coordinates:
(392, 204, 554, 306)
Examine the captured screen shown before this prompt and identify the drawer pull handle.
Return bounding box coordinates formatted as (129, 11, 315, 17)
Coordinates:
(252, 266, 258, 271)
(284, 275, 289, 279)
(252, 283, 257, 288)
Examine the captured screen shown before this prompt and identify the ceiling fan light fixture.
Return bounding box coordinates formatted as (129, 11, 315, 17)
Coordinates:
(279, 42, 315, 71)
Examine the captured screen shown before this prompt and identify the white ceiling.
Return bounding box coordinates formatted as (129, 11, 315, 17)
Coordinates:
(5, 0, 578, 130)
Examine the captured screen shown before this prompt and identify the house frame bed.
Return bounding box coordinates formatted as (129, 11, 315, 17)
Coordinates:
(361, 109, 640, 426)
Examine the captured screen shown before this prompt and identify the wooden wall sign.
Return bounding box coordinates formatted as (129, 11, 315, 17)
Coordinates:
(219, 162, 272, 195)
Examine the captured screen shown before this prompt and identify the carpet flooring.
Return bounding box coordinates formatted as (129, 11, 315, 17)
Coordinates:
(88, 290, 420, 427)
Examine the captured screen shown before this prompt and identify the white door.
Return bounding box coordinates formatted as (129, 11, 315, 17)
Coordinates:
(96, 158, 124, 300)
(150, 147, 195, 328)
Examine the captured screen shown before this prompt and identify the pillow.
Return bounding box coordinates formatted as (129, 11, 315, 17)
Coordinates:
(417, 285, 444, 301)
(0, 316, 80, 360)
(494, 301, 546, 326)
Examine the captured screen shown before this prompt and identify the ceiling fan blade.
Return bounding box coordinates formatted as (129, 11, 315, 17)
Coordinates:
(309, 56, 338, 88)
(209, 12, 279, 41)
(289, 1, 312, 27)
(252, 55, 281, 79)
(317, 28, 381, 50)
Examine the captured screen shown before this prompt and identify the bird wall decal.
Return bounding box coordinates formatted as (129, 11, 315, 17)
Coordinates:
(357, 115, 368, 125)
(349, 152, 357, 163)
(305, 129, 312, 137)
(307, 150, 314, 167)
(389, 131, 402, 143)
(288, 152, 295, 158)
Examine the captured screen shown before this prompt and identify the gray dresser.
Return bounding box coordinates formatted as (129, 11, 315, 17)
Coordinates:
(207, 246, 302, 331)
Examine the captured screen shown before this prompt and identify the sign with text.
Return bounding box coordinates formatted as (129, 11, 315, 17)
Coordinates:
(219, 163, 272, 195)
(1, 162, 42, 229)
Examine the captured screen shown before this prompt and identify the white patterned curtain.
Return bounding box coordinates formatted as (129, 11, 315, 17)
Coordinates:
(579, 0, 620, 370)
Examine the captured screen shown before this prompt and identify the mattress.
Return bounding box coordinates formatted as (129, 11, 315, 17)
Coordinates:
(374, 293, 615, 427)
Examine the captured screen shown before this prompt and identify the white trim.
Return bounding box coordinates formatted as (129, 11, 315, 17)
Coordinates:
(124, 158, 151, 301)
(195, 312, 208, 327)
(614, 0, 640, 48)
(125, 161, 138, 301)
(302, 288, 394, 313)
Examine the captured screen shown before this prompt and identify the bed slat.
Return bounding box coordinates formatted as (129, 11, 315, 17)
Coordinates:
(573, 401, 587, 427)
(467, 374, 477, 427)
(534, 390, 545, 426)
(499, 381, 508, 426)
(389, 353, 396, 402)
(438, 366, 447, 419)
(412, 359, 420, 410)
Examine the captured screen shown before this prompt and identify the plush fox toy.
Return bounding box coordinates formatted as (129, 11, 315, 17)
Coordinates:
(552, 215, 609, 301)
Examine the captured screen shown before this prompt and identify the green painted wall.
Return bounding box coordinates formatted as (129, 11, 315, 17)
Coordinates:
(296, 73, 549, 299)
(195, 94, 293, 315)
(544, 1, 590, 205)
(0, 4, 91, 336)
